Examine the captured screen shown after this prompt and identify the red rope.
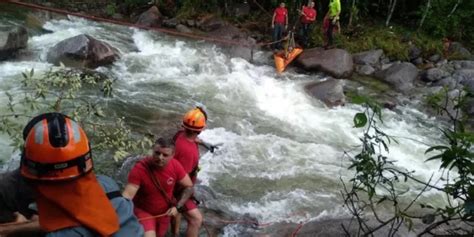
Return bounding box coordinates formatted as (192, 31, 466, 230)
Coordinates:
(291, 221, 306, 237)
(1, 0, 279, 48)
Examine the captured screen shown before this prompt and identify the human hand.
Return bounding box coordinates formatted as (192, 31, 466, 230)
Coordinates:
(166, 207, 178, 217)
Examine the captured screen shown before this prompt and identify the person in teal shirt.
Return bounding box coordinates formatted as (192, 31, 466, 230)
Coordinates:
(325, 0, 341, 48)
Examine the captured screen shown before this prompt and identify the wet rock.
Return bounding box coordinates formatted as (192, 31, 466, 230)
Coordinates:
(136, 6, 162, 27)
(422, 68, 450, 82)
(0, 26, 28, 61)
(352, 49, 384, 65)
(374, 62, 418, 93)
(429, 54, 441, 63)
(47, 34, 120, 69)
(356, 65, 375, 76)
(162, 18, 179, 28)
(305, 78, 346, 106)
(176, 24, 192, 33)
(297, 48, 354, 78)
(25, 13, 53, 34)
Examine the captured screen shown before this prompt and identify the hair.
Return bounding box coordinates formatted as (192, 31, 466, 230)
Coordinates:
(154, 137, 175, 148)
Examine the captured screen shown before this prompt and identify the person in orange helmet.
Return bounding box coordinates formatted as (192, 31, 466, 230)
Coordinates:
(18, 112, 144, 237)
(171, 106, 219, 237)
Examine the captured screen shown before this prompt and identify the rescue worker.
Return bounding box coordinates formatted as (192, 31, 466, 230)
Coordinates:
(19, 112, 144, 237)
(324, 0, 341, 49)
(171, 107, 213, 237)
(122, 137, 194, 237)
(299, 1, 317, 48)
(271, 2, 289, 50)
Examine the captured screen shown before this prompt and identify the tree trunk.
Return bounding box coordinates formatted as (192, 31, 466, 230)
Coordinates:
(385, 0, 397, 27)
(447, 0, 462, 18)
(418, 0, 432, 31)
(348, 0, 357, 27)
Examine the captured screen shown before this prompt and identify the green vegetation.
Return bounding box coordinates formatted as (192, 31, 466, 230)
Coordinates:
(0, 67, 153, 175)
(344, 95, 474, 235)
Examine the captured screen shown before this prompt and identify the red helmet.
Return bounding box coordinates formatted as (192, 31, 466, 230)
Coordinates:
(20, 113, 93, 181)
(182, 107, 207, 132)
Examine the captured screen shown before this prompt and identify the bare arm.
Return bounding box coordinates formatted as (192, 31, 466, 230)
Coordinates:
(0, 214, 41, 236)
(122, 183, 139, 200)
(176, 174, 194, 211)
(271, 12, 276, 27)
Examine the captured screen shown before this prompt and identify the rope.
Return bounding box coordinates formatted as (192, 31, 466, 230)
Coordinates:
(2, 0, 283, 48)
(138, 212, 168, 221)
(291, 221, 306, 236)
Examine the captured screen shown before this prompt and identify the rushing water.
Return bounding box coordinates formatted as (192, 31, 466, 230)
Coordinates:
(0, 5, 446, 235)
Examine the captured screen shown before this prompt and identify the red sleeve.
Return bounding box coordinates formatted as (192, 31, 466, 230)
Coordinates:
(172, 159, 187, 181)
(127, 161, 144, 186)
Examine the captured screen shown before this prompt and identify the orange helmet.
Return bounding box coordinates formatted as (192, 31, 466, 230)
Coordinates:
(20, 113, 93, 181)
(182, 107, 207, 132)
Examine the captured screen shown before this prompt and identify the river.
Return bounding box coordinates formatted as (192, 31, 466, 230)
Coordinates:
(0, 4, 445, 236)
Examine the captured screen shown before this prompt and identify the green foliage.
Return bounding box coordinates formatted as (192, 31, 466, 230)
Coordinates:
(343, 94, 473, 235)
(0, 67, 153, 166)
(105, 3, 117, 16)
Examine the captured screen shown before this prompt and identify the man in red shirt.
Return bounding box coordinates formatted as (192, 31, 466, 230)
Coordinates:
(123, 138, 194, 237)
(171, 107, 208, 237)
(271, 2, 288, 50)
(299, 1, 317, 48)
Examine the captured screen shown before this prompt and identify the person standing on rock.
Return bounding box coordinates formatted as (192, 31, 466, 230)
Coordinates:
(324, 0, 341, 49)
(298, 1, 317, 48)
(123, 137, 194, 237)
(271, 2, 289, 50)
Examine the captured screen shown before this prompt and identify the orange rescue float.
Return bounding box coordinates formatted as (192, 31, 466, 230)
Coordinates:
(274, 47, 303, 73)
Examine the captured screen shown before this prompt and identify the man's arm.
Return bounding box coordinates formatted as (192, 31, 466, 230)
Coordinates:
(122, 183, 139, 200)
(0, 213, 41, 236)
(174, 175, 194, 213)
(271, 12, 276, 28)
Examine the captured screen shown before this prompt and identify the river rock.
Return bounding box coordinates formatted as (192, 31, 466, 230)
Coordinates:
(162, 18, 179, 28)
(409, 45, 422, 60)
(374, 62, 418, 93)
(176, 24, 192, 33)
(465, 98, 474, 116)
(451, 60, 474, 69)
(428, 54, 441, 63)
(461, 78, 474, 93)
(454, 69, 474, 83)
(136, 6, 162, 27)
(25, 13, 53, 34)
(47, 34, 120, 69)
(352, 49, 383, 66)
(448, 42, 472, 59)
(0, 26, 28, 61)
(422, 68, 450, 82)
(412, 57, 423, 66)
(297, 48, 353, 78)
(199, 15, 227, 32)
(356, 64, 375, 76)
(433, 77, 456, 90)
(206, 24, 257, 61)
(305, 79, 346, 106)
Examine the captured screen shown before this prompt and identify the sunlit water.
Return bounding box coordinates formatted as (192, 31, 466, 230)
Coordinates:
(0, 6, 446, 234)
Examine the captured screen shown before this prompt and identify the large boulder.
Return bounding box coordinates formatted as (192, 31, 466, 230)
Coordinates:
(304, 79, 346, 106)
(136, 6, 162, 27)
(206, 24, 257, 61)
(352, 49, 383, 66)
(374, 62, 418, 93)
(47, 34, 120, 69)
(0, 26, 28, 61)
(296, 48, 354, 78)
